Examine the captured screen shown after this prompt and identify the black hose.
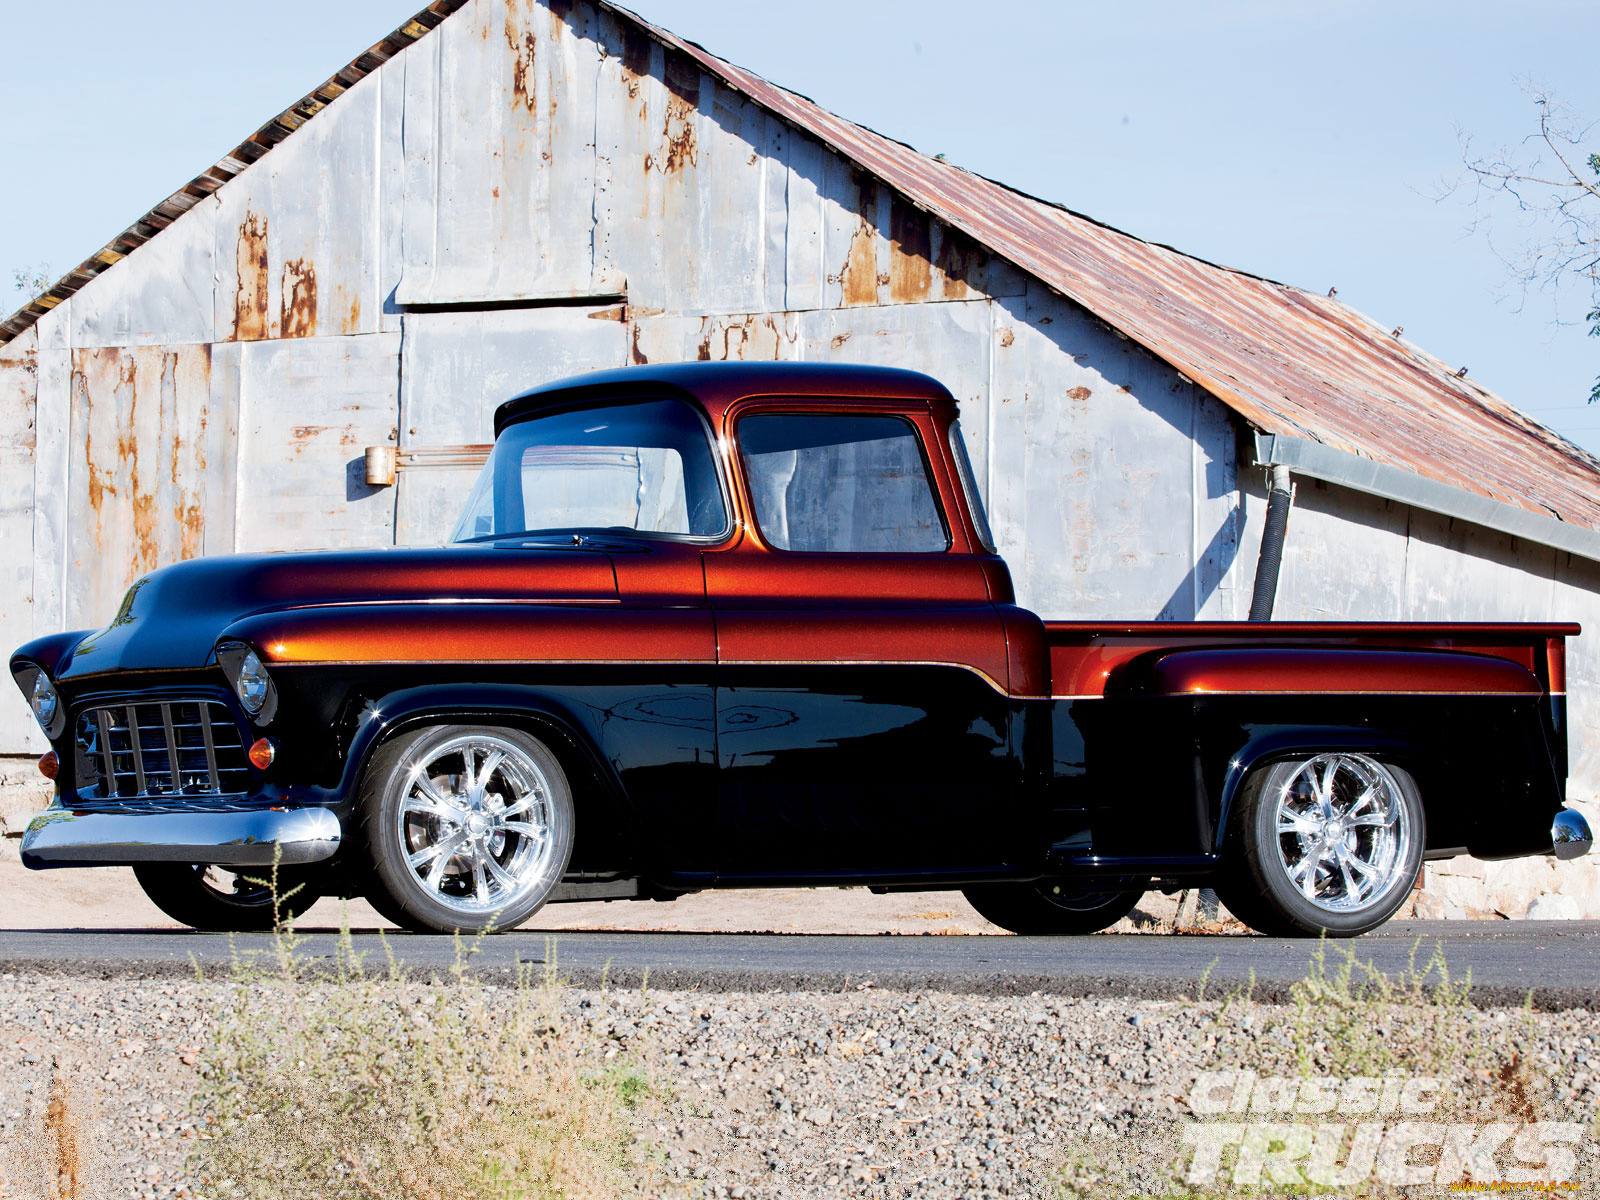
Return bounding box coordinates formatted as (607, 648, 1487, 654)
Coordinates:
(1248, 479, 1294, 622)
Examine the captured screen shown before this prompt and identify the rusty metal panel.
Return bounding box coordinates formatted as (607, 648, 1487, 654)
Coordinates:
(69, 195, 219, 349)
(1255, 481, 1411, 621)
(233, 334, 400, 551)
(395, 306, 627, 543)
(397, 0, 602, 305)
(31, 307, 71, 650)
(205, 341, 243, 556)
(1554, 558, 1600, 796)
(780, 129, 828, 312)
(589, 15, 776, 316)
(797, 301, 994, 424)
(630, 311, 798, 366)
(377, 46, 411, 334)
(0, 328, 40, 751)
(213, 70, 383, 343)
(65, 344, 214, 629)
(985, 283, 1241, 621)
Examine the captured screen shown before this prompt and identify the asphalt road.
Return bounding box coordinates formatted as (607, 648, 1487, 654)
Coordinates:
(3, 921, 1598, 1008)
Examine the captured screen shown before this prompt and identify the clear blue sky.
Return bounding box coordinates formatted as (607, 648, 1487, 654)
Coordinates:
(3, 1, 1597, 449)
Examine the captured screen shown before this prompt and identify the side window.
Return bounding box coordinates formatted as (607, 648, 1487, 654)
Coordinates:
(739, 413, 949, 553)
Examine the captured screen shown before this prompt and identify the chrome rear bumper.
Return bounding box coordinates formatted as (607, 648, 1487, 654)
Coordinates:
(1552, 807, 1593, 861)
(20, 805, 341, 869)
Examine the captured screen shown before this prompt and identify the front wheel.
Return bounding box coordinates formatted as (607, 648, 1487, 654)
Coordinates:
(962, 879, 1144, 934)
(1215, 752, 1424, 937)
(357, 724, 575, 934)
(133, 863, 324, 932)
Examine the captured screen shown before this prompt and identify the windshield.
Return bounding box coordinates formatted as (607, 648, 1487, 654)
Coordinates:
(452, 398, 728, 542)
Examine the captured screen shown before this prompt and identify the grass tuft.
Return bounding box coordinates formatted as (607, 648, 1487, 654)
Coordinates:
(189, 914, 669, 1199)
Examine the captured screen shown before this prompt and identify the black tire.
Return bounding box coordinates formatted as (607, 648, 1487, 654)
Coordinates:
(133, 862, 324, 932)
(1216, 753, 1424, 938)
(962, 879, 1144, 935)
(357, 724, 575, 934)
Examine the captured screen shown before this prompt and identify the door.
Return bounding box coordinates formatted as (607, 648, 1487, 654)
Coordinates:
(709, 407, 1018, 879)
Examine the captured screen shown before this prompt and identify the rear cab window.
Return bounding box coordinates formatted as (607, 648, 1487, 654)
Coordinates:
(737, 413, 950, 553)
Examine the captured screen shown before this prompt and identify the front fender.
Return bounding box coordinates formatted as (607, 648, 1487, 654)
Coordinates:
(329, 681, 647, 878)
(10, 630, 96, 681)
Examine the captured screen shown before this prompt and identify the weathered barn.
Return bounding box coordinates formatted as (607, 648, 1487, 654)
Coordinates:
(3, 0, 1597, 914)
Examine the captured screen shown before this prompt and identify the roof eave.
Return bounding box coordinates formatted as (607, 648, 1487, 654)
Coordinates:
(1255, 432, 1600, 565)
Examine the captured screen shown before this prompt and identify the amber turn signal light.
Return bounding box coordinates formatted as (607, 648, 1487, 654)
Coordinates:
(248, 738, 277, 771)
(37, 751, 58, 780)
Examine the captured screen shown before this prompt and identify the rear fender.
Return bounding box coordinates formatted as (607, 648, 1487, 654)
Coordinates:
(1214, 727, 1416, 853)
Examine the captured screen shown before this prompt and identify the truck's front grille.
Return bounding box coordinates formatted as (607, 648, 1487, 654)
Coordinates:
(73, 700, 250, 802)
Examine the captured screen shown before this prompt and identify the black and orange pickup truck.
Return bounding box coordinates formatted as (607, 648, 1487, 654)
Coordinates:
(12, 363, 1592, 935)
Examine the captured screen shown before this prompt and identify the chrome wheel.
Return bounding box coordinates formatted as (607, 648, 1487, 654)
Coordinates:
(394, 733, 556, 917)
(1271, 753, 1412, 914)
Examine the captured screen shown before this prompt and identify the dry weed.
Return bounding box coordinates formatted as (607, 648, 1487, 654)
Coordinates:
(1058, 939, 1583, 1197)
(190, 924, 670, 1199)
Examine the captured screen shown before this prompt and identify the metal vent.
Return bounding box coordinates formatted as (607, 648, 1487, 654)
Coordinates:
(74, 701, 249, 802)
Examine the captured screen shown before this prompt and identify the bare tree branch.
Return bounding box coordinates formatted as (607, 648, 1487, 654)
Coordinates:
(1451, 84, 1599, 402)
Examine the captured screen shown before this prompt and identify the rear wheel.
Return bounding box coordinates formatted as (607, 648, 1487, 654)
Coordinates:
(133, 863, 323, 932)
(1215, 752, 1423, 937)
(962, 879, 1144, 935)
(358, 724, 575, 934)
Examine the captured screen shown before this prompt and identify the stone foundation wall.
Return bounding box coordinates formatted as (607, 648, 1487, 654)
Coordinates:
(1413, 799, 1600, 919)
(0, 757, 51, 839)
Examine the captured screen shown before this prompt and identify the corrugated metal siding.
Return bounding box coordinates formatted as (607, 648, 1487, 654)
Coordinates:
(0, 328, 39, 751)
(64, 344, 215, 629)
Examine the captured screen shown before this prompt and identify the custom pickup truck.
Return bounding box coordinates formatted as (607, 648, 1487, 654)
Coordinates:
(13, 363, 1593, 936)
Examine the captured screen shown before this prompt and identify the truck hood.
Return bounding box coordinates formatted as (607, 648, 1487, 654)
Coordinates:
(51, 545, 618, 681)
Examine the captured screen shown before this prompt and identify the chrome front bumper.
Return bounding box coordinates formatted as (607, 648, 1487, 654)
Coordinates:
(20, 805, 342, 869)
(1552, 807, 1594, 861)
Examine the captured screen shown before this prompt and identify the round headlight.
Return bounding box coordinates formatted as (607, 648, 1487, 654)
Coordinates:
(30, 673, 59, 731)
(235, 649, 271, 715)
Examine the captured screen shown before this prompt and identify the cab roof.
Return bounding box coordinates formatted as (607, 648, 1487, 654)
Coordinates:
(493, 362, 956, 435)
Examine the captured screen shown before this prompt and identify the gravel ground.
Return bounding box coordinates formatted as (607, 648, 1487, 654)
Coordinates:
(2, 972, 1596, 1199)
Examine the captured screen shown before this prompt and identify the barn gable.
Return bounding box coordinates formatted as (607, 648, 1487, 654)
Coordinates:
(0, 0, 1593, 796)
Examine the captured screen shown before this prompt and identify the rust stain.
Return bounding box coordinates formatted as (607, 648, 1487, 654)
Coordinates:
(75, 366, 110, 520)
(1067, 386, 1092, 401)
(839, 172, 880, 307)
(505, 5, 537, 113)
(661, 55, 698, 173)
(345, 291, 362, 333)
(630, 321, 650, 365)
(700, 314, 791, 362)
(280, 258, 318, 339)
(933, 226, 981, 301)
(232, 211, 272, 341)
(619, 23, 651, 100)
(999, 328, 1015, 348)
(888, 194, 932, 303)
(830, 332, 851, 351)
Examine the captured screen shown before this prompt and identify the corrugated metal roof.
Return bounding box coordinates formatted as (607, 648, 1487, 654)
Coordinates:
(611, 3, 1600, 541)
(6, 0, 1597, 542)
